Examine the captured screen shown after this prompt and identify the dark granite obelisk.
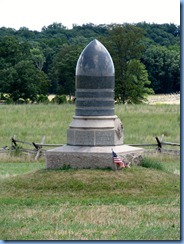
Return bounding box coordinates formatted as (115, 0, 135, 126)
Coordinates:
(75, 39, 114, 116)
(67, 40, 123, 146)
(45, 40, 143, 169)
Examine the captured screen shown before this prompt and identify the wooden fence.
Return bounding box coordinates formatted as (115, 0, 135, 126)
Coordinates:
(0, 135, 64, 160)
(0, 135, 180, 160)
(128, 136, 180, 156)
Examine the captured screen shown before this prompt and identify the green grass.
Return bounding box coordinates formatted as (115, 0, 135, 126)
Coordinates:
(0, 104, 74, 146)
(143, 153, 180, 175)
(0, 161, 44, 178)
(141, 158, 164, 170)
(116, 104, 180, 144)
(0, 163, 180, 240)
(0, 103, 180, 147)
(0, 103, 180, 240)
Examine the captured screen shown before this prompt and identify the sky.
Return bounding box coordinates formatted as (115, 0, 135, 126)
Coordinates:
(0, 0, 180, 31)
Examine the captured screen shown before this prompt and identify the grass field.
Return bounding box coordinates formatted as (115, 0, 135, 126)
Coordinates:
(0, 103, 180, 240)
(0, 103, 180, 147)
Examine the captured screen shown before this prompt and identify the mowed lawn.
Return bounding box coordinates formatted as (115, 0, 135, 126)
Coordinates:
(0, 103, 180, 240)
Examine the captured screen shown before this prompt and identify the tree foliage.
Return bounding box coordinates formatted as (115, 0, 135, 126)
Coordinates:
(124, 59, 153, 103)
(101, 24, 153, 103)
(143, 45, 180, 93)
(0, 60, 50, 102)
(30, 47, 46, 70)
(0, 22, 180, 103)
(50, 44, 83, 94)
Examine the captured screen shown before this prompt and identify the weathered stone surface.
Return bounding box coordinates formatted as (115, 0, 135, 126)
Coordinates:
(75, 130, 94, 145)
(76, 90, 114, 99)
(67, 116, 123, 146)
(67, 39, 121, 146)
(69, 116, 117, 128)
(95, 130, 114, 145)
(76, 76, 114, 89)
(76, 40, 114, 77)
(67, 128, 122, 146)
(75, 40, 115, 117)
(45, 39, 144, 169)
(75, 108, 114, 116)
(76, 99, 114, 108)
(46, 145, 144, 169)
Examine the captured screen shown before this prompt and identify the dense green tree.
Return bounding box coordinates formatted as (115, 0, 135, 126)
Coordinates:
(136, 22, 180, 46)
(41, 22, 67, 34)
(51, 44, 83, 95)
(0, 60, 50, 102)
(143, 45, 180, 93)
(0, 22, 180, 100)
(0, 66, 17, 95)
(15, 27, 38, 40)
(71, 23, 108, 40)
(123, 59, 153, 103)
(0, 36, 30, 66)
(30, 47, 46, 70)
(102, 24, 152, 103)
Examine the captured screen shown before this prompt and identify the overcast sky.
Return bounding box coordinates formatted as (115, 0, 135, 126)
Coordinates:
(0, 0, 180, 31)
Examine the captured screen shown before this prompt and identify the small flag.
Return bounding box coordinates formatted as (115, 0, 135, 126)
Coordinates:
(112, 150, 126, 168)
(112, 150, 131, 169)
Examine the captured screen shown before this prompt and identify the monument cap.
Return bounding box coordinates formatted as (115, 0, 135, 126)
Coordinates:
(76, 39, 115, 76)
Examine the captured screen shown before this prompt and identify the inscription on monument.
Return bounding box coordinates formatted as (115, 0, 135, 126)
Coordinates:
(95, 130, 114, 145)
(75, 130, 94, 145)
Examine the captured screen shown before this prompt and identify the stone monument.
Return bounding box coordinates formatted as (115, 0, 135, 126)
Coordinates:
(45, 39, 143, 169)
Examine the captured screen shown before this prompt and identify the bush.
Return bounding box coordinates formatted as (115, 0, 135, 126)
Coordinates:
(5, 98, 14, 104)
(52, 95, 67, 104)
(17, 98, 25, 104)
(0, 93, 14, 104)
(37, 94, 49, 104)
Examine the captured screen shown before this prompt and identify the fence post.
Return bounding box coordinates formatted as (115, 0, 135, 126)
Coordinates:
(35, 136, 45, 160)
(155, 136, 162, 152)
(11, 135, 17, 148)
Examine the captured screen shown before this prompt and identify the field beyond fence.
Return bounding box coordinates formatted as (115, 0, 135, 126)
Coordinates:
(146, 93, 180, 105)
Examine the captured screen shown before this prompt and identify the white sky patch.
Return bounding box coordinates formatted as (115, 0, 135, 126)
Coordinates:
(0, 0, 180, 31)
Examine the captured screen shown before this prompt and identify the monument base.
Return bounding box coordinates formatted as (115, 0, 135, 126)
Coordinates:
(45, 145, 144, 170)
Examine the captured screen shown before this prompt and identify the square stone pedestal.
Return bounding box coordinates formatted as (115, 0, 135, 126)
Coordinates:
(45, 145, 144, 170)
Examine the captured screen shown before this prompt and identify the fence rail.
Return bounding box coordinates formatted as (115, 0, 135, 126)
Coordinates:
(0, 135, 180, 160)
(128, 136, 180, 148)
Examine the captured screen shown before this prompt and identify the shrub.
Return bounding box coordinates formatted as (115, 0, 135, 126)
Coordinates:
(17, 98, 25, 104)
(37, 94, 49, 104)
(5, 97, 14, 104)
(52, 95, 67, 104)
(0, 93, 14, 104)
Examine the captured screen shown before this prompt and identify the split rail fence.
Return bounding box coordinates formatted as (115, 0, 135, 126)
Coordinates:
(0, 135, 180, 160)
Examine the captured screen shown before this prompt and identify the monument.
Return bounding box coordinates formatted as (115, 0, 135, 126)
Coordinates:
(45, 39, 143, 169)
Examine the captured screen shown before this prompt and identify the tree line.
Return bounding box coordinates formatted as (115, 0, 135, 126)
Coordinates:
(0, 22, 180, 103)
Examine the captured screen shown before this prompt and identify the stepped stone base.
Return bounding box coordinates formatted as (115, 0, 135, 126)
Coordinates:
(45, 145, 144, 170)
(67, 115, 123, 146)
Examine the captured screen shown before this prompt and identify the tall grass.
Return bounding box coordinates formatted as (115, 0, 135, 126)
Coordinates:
(116, 104, 180, 144)
(0, 104, 74, 146)
(0, 103, 180, 148)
